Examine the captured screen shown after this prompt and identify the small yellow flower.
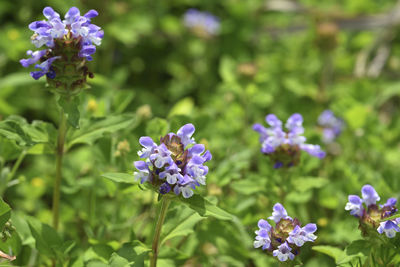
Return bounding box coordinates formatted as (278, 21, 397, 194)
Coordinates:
(87, 99, 98, 112)
(31, 177, 44, 187)
(317, 217, 328, 227)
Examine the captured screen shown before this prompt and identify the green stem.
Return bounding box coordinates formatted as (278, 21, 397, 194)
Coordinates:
(7, 149, 27, 182)
(52, 109, 68, 230)
(150, 197, 171, 267)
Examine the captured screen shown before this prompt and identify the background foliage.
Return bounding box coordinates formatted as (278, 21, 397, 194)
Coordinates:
(1, 0, 400, 266)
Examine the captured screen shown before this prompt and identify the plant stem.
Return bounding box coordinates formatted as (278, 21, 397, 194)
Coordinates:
(150, 197, 171, 267)
(7, 149, 27, 182)
(52, 109, 68, 230)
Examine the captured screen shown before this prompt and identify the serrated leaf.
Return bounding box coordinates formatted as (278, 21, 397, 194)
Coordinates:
(67, 114, 137, 148)
(58, 96, 81, 129)
(101, 173, 136, 184)
(179, 195, 232, 221)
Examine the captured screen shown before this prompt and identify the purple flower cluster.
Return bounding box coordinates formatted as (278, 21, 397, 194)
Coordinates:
(134, 124, 212, 198)
(345, 184, 399, 238)
(253, 114, 325, 168)
(183, 9, 220, 38)
(318, 110, 344, 143)
(254, 203, 317, 262)
(20, 6, 103, 80)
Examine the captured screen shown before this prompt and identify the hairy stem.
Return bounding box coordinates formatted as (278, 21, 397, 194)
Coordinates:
(150, 197, 171, 267)
(52, 109, 68, 230)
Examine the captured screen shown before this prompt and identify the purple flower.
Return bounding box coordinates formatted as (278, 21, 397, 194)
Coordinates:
(254, 203, 317, 262)
(272, 242, 295, 262)
(287, 224, 317, 246)
(345, 195, 364, 217)
(383, 198, 397, 208)
(254, 219, 272, 250)
(134, 123, 211, 198)
(177, 123, 195, 147)
(318, 110, 344, 143)
(346, 185, 400, 238)
(253, 113, 325, 168)
(21, 6, 103, 81)
(30, 56, 61, 80)
(268, 203, 290, 223)
(377, 220, 400, 238)
(361, 184, 380, 206)
(183, 9, 220, 38)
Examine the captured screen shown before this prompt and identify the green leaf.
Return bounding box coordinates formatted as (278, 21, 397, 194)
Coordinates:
(219, 56, 236, 83)
(109, 241, 150, 267)
(67, 114, 137, 149)
(179, 195, 233, 221)
(0, 119, 33, 146)
(83, 244, 114, 263)
(145, 117, 169, 140)
(345, 240, 370, 256)
(109, 253, 130, 267)
(0, 198, 11, 231)
(101, 173, 136, 184)
(293, 177, 328, 192)
(345, 104, 369, 129)
(58, 96, 81, 129)
(26, 216, 63, 257)
(313, 245, 346, 263)
(0, 116, 56, 152)
(168, 97, 194, 117)
(231, 179, 265, 195)
(112, 90, 135, 114)
(160, 205, 204, 245)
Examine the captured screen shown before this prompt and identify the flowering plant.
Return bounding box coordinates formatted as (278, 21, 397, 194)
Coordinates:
(254, 203, 317, 262)
(318, 110, 344, 144)
(183, 9, 220, 38)
(134, 123, 212, 198)
(345, 184, 399, 238)
(253, 113, 325, 168)
(20, 6, 103, 95)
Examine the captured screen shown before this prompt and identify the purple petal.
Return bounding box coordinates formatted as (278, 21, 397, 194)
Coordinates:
(286, 113, 303, 130)
(84, 9, 99, 19)
(139, 136, 155, 147)
(361, 184, 380, 206)
(304, 223, 317, 233)
(253, 123, 267, 134)
(43, 7, 60, 19)
(189, 144, 205, 155)
(300, 144, 326, 159)
(384, 198, 397, 207)
(265, 114, 282, 128)
(79, 45, 96, 58)
(178, 123, 195, 137)
(134, 161, 147, 171)
(349, 195, 362, 205)
(258, 219, 271, 230)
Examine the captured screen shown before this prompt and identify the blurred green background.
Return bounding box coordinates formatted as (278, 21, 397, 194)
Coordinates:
(1, 0, 400, 266)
